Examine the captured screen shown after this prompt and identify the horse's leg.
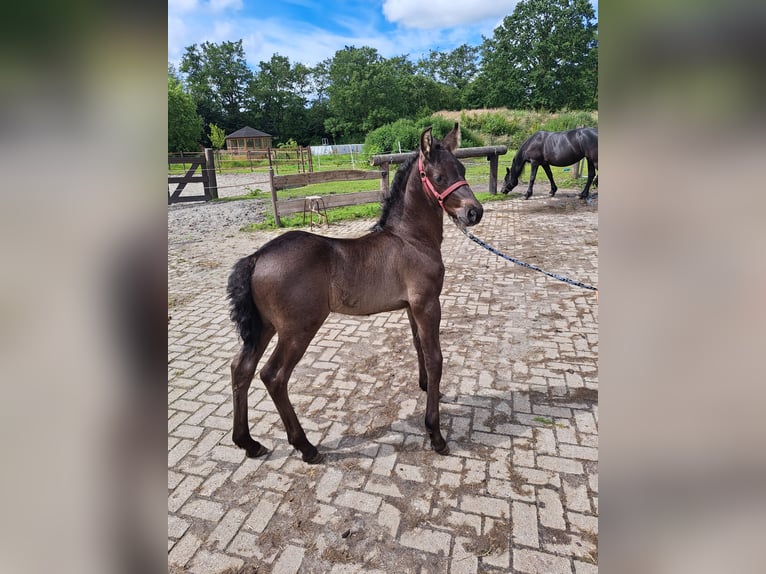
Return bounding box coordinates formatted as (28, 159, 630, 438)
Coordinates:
(579, 158, 596, 199)
(525, 163, 539, 199)
(410, 297, 448, 455)
(231, 324, 275, 458)
(406, 307, 428, 392)
(260, 332, 325, 463)
(541, 164, 558, 196)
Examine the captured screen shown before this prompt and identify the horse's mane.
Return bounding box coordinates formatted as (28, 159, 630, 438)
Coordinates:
(510, 144, 527, 179)
(372, 154, 417, 231)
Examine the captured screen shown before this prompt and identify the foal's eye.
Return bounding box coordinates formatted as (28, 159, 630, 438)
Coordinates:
(435, 175, 445, 184)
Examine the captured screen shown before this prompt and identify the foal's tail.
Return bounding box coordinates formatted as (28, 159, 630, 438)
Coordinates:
(227, 254, 261, 351)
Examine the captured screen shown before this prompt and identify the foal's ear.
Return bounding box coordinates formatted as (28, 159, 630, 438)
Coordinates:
(420, 127, 434, 158)
(442, 122, 460, 152)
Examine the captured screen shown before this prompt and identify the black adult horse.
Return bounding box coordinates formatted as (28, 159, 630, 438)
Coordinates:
(502, 127, 598, 199)
(227, 124, 483, 463)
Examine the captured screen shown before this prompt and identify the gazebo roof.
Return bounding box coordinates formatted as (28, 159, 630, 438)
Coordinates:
(225, 126, 272, 139)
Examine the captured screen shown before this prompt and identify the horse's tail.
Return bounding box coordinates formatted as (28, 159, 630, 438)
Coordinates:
(227, 254, 261, 351)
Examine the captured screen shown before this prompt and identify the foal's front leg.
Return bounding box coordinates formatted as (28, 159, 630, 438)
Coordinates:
(406, 307, 428, 392)
(410, 297, 448, 455)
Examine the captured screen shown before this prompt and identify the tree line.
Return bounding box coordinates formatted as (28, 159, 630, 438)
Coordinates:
(169, 0, 597, 152)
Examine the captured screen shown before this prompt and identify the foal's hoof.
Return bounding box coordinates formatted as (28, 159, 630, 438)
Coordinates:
(245, 442, 269, 458)
(302, 450, 325, 465)
(432, 442, 450, 456)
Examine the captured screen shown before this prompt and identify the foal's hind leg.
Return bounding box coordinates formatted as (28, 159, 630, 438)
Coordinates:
(260, 333, 325, 464)
(541, 164, 558, 196)
(231, 325, 275, 458)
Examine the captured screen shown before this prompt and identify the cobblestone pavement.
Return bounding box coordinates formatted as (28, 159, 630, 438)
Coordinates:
(168, 189, 598, 573)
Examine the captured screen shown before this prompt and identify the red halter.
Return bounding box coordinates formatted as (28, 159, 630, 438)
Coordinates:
(418, 155, 469, 211)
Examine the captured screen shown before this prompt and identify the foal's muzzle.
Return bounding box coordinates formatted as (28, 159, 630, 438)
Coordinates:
(466, 205, 483, 226)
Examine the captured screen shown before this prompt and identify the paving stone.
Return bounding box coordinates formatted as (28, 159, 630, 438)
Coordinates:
(334, 489, 382, 514)
(187, 549, 244, 574)
(513, 548, 573, 574)
(272, 544, 305, 574)
(512, 501, 540, 548)
(400, 527, 452, 555)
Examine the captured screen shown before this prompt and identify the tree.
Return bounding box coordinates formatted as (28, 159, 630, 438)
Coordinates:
(418, 44, 479, 91)
(180, 40, 254, 138)
(472, 0, 598, 110)
(323, 46, 456, 142)
(249, 54, 314, 144)
(208, 123, 226, 149)
(168, 75, 203, 152)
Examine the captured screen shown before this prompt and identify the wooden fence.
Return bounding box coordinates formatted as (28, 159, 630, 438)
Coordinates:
(168, 148, 218, 204)
(267, 145, 507, 227)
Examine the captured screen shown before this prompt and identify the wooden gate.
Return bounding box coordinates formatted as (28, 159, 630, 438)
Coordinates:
(168, 149, 219, 204)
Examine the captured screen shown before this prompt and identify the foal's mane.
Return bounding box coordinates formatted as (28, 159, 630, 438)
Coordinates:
(373, 154, 417, 231)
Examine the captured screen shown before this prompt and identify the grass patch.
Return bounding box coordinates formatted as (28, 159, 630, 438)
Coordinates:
(211, 189, 265, 203)
(240, 189, 518, 231)
(534, 416, 568, 428)
(277, 177, 379, 199)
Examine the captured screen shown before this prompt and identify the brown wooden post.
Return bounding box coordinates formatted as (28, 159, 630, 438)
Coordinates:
(487, 154, 499, 194)
(203, 148, 218, 200)
(268, 167, 282, 227)
(380, 161, 390, 194)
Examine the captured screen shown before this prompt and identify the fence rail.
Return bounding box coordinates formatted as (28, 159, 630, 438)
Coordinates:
(266, 145, 507, 227)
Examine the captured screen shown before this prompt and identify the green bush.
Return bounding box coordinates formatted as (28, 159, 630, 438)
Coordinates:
(363, 115, 483, 157)
(539, 111, 598, 132)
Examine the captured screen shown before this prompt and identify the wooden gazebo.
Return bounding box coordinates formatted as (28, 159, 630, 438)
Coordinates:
(225, 127, 273, 155)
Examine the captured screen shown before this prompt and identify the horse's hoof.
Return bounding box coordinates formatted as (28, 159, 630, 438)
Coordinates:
(433, 443, 450, 456)
(303, 450, 325, 464)
(245, 443, 269, 458)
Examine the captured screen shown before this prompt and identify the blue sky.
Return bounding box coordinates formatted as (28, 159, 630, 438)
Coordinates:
(169, 0, 598, 70)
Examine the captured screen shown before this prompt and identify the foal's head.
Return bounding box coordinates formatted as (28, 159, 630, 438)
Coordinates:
(418, 123, 483, 229)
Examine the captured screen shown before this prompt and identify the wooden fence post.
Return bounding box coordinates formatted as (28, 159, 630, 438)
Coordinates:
(269, 167, 282, 227)
(487, 154, 499, 194)
(379, 162, 390, 194)
(204, 148, 218, 200)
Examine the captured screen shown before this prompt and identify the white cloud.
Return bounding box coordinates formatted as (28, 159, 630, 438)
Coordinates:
(382, 0, 519, 29)
(209, 0, 243, 12)
(167, 1, 501, 70)
(168, 0, 200, 13)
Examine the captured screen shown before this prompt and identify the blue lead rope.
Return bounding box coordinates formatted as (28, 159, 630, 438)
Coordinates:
(461, 229, 598, 292)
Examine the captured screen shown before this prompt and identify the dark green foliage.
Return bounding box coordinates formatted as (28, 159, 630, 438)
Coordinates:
(472, 0, 598, 111)
(168, 76, 203, 152)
